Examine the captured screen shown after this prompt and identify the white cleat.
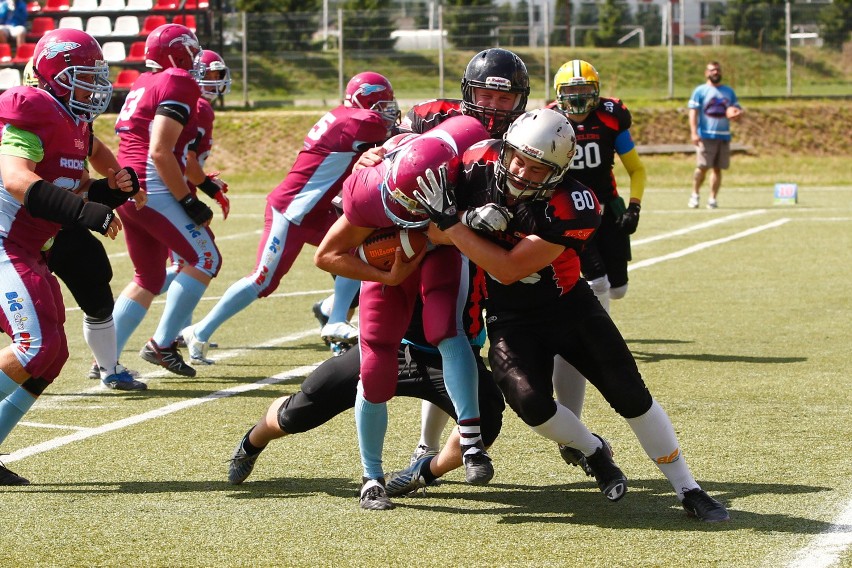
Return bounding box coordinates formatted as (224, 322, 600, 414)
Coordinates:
(321, 321, 359, 344)
(181, 325, 214, 365)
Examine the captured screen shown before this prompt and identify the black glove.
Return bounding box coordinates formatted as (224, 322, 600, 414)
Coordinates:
(462, 204, 512, 233)
(78, 201, 115, 235)
(412, 165, 459, 230)
(618, 202, 641, 235)
(179, 194, 213, 226)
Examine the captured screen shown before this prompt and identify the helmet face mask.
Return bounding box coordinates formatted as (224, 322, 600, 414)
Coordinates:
(345, 71, 400, 135)
(145, 24, 203, 79)
(33, 29, 113, 122)
(196, 50, 231, 101)
(495, 109, 577, 203)
(461, 48, 530, 137)
(553, 60, 600, 115)
(380, 136, 459, 229)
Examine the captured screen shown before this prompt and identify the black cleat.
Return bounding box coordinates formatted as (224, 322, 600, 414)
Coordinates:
(0, 461, 29, 486)
(462, 442, 494, 485)
(360, 477, 394, 510)
(227, 435, 262, 485)
(139, 339, 196, 377)
(558, 443, 594, 476)
(681, 488, 730, 522)
(584, 434, 627, 502)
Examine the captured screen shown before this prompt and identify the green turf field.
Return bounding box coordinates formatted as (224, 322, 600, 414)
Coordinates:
(2, 156, 850, 567)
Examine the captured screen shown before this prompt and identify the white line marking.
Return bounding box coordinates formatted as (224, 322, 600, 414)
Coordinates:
(786, 500, 852, 568)
(632, 209, 767, 246)
(629, 219, 790, 271)
(18, 421, 88, 431)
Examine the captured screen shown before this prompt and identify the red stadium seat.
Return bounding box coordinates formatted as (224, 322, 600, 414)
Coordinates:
(12, 43, 36, 64)
(0, 43, 11, 63)
(152, 0, 176, 9)
(171, 14, 195, 32)
(113, 68, 139, 89)
(26, 16, 56, 42)
(43, 0, 71, 11)
(140, 14, 166, 35)
(26, 0, 41, 12)
(125, 41, 145, 62)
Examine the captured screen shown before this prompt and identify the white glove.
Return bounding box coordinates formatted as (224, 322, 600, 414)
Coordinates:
(461, 204, 512, 232)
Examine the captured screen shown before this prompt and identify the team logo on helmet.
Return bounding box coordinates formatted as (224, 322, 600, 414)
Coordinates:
(355, 83, 387, 97)
(518, 143, 543, 160)
(483, 76, 512, 90)
(169, 33, 198, 50)
(38, 41, 81, 63)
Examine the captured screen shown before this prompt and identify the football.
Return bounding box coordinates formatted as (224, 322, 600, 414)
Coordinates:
(356, 227, 428, 271)
(725, 106, 742, 121)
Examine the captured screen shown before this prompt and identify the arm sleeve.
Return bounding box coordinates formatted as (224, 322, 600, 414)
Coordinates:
(0, 124, 44, 162)
(617, 146, 646, 204)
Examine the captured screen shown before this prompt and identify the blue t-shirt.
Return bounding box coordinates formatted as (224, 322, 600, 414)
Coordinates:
(688, 83, 740, 141)
(0, 0, 28, 27)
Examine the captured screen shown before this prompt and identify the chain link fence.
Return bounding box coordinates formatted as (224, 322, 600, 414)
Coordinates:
(208, 2, 850, 107)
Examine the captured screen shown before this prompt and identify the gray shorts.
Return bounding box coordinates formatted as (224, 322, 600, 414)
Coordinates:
(696, 138, 731, 169)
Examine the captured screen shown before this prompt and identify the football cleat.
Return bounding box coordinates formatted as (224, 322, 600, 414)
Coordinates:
(409, 444, 439, 466)
(102, 365, 148, 391)
(88, 361, 101, 380)
(462, 442, 494, 485)
(558, 444, 594, 476)
(359, 478, 395, 510)
(681, 488, 730, 522)
(584, 434, 628, 502)
(385, 455, 432, 497)
(181, 325, 214, 365)
(320, 321, 359, 344)
(227, 434, 262, 485)
(312, 300, 329, 329)
(707, 198, 718, 209)
(0, 461, 29, 486)
(139, 339, 196, 377)
(330, 341, 353, 357)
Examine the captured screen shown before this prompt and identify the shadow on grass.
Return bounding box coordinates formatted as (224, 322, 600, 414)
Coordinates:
(625, 338, 807, 365)
(16, 476, 840, 532)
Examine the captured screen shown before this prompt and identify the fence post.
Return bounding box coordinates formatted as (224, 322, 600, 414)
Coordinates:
(438, 3, 444, 99)
(241, 11, 248, 108)
(785, 0, 792, 96)
(543, 0, 550, 103)
(338, 8, 344, 103)
(667, 2, 673, 99)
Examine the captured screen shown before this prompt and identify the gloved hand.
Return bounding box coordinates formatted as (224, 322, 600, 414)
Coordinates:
(214, 190, 230, 220)
(179, 194, 213, 226)
(462, 203, 512, 232)
(618, 202, 641, 235)
(197, 173, 229, 220)
(412, 165, 459, 230)
(78, 201, 115, 235)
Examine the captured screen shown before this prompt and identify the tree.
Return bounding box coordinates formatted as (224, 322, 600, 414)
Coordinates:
(236, 0, 321, 51)
(444, 0, 499, 49)
(635, 3, 661, 47)
(341, 0, 397, 51)
(818, 0, 852, 50)
(550, 0, 570, 47)
(595, 0, 630, 47)
(722, 0, 785, 49)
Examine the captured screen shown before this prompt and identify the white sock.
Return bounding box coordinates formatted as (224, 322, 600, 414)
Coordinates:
(418, 400, 450, 450)
(626, 399, 700, 499)
(552, 356, 586, 418)
(84, 315, 118, 377)
(319, 294, 334, 317)
(530, 403, 600, 455)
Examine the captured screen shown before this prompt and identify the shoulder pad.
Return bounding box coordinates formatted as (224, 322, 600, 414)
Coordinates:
(463, 139, 500, 168)
(0, 87, 63, 131)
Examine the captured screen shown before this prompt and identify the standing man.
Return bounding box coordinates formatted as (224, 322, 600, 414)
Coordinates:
(688, 61, 743, 209)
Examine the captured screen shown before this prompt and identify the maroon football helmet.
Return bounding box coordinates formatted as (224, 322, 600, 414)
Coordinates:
(345, 71, 400, 134)
(380, 136, 460, 229)
(196, 49, 231, 101)
(32, 29, 112, 122)
(144, 23, 202, 77)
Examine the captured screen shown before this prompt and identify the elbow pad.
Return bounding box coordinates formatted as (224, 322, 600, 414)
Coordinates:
(24, 180, 114, 235)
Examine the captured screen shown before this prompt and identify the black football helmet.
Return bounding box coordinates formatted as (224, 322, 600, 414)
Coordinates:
(461, 48, 530, 137)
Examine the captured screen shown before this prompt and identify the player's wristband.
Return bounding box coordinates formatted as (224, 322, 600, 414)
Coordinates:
(197, 177, 221, 199)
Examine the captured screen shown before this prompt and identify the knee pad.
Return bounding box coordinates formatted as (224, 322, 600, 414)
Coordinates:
(609, 283, 628, 300)
(76, 283, 115, 319)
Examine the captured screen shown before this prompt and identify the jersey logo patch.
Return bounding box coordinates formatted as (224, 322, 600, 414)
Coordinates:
(563, 228, 595, 240)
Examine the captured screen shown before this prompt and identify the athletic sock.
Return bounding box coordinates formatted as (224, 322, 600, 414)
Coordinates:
(626, 399, 699, 499)
(552, 356, 586, 418)
(0, 387, 36, 445)
(418, 400, 450, 450)
(242, 427, 266, 456)
(83, 315, 118, 373)
(419, 456, 437, 484)
(0, 370, 17, 399)
(152, 272, 207, 348)
(354, 384, 387, 480)
(194, 277, 259, 343)
(437, 334, 479, 423)
(530, 403, 600, 456)
(113, 295, 148, 355)
(328, 277, 360, 324)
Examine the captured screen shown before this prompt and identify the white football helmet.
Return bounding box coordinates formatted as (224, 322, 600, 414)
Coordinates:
(496, 109, 576, 201)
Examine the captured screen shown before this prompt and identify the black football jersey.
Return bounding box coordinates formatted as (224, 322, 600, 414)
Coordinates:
(399, 98, 464, 134)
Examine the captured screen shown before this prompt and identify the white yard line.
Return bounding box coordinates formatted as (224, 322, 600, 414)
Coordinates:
(18, 422, 89, 431)
(632, 209, 767, 246)
(786, 500, 852, 568)
(629, 219, 790, 271)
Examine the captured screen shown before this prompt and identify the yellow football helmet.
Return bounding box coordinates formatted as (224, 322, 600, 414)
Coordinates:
(23, 57, 39, 88)
(553, 60, 600, 115)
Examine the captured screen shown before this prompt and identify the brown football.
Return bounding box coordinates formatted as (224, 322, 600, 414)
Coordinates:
(356, 227, 428, 271)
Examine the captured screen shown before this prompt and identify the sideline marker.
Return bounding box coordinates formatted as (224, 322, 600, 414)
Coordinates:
(774, 182, 798, 205)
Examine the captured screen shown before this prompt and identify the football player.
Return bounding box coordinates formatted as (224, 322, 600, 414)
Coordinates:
(411, 108, 730, 522)
(547, 59, 648, 463)
(314, 115, 492, 510)
(0, 30, 138, 483)
(111, 23, 217, 379)
(180, 71, 399, 364)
